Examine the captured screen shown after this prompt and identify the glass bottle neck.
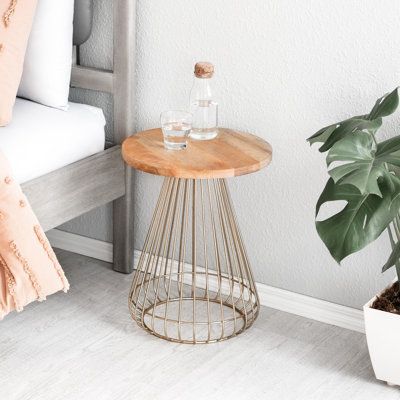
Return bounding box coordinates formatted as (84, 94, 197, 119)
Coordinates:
(191, 76, 213, 100)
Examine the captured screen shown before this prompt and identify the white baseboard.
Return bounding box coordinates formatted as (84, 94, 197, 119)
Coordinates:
(48, 228, 365, 333)
(47, 229, 114, 263)
(257, 284, 364, 333)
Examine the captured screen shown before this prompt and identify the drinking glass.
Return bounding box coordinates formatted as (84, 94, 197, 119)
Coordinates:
(160, 111, 192, 150)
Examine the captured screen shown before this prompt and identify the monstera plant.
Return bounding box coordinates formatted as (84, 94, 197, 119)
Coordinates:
(308, 87, 400, 386)
(308, 87, 400, 282)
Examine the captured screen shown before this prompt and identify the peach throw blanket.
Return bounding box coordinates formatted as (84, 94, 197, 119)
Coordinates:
(0, 152, 69, 319)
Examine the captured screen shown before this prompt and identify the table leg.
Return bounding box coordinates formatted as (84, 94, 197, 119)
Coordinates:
(128, 177, 260, 344)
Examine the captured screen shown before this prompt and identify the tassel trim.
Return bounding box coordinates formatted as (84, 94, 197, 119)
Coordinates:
(34, 225, 69, 292)
(3, 0, 17, 28)
(0, 253, 21, 311)
(9, 240, 45, 302)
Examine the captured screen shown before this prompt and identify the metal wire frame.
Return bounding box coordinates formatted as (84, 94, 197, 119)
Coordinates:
(128, 177, 260, 344)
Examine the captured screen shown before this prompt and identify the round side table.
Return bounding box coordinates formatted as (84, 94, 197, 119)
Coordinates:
(122, 128, 272, 344)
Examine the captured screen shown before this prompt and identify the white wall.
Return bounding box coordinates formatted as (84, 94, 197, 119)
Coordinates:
(63, 0, 400, 309)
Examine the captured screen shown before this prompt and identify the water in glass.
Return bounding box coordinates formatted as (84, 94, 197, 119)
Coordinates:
(162, 122, 191, 150)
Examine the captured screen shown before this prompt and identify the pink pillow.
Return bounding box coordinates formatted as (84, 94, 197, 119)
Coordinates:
(0, 151, 69, 318)
(0, 0, 38, 126)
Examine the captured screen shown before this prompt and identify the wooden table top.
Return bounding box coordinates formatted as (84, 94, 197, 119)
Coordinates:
(122, 128, 272, 179)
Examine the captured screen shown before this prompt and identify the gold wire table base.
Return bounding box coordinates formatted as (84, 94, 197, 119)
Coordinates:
(129, 178, 260, 344)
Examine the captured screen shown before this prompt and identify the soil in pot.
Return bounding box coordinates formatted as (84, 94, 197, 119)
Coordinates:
(372, 281, 400, 314)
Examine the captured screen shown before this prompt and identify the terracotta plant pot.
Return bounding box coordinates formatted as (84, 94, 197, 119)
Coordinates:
(364, 295, 400, 386)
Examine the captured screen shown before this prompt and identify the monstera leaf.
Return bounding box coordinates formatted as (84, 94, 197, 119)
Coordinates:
(315, 178, 400, 263)
(326, 132, 400, 197)
(369, 87, 399, 120)
(307, 116, 382, 153)
(307, 87, 399, 153)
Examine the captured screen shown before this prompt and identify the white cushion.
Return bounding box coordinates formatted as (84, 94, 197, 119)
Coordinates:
(17, 0, 74, 110)
(0, 98, 106, 183)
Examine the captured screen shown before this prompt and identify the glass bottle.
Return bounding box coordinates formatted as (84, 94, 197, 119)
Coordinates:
(189, 62, 218, 140)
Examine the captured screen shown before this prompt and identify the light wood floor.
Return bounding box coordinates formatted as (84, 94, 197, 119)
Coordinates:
(0, 250, 399, 400)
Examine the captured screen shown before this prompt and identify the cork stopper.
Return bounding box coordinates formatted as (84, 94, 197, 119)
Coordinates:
(194, 62, 214, 79)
